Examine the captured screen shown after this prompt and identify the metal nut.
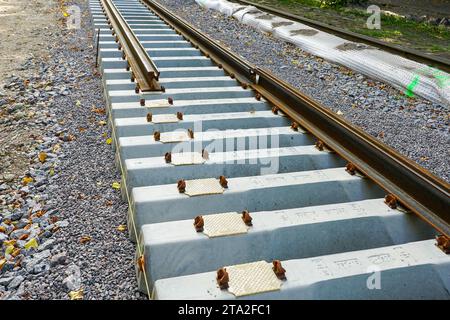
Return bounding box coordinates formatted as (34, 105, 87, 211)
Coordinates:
(194, 215, 204, 232)
(242, 210, 253, 226)
(177, 179, 186, 193)
(137, 256, 145, 272)
(161, 85, 166, 92)
(272, 106, 279, 115)
(219, 176, 228, 188)
(345, 162, 357, 175)
(272, 260, 286, 280)
(291, 122, 299, 131)
(216, 268, 229, 289)
(153, 131, 161, 141)
(168, 97, 173, 105)
(146, 112, 152, 122)
(164, 152, 172, 163)
(135, 84, 140, 94)
(187, 128, 194, 139)
(436, 235, 450, 254)
(140, 98, 145, 107)
(255, 93, 262, 101)
(176, 112, 183, 120)
(315, 140, 325, 151)
(384, 193, 398, 209)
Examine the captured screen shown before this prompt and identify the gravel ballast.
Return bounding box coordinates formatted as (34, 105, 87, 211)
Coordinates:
(157, 0, 449, 183)
(1, 0, 145, 300)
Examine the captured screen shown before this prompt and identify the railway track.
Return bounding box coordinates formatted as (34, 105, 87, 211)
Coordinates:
(90, 0, 450, 299)
(231, 0, 450, 73)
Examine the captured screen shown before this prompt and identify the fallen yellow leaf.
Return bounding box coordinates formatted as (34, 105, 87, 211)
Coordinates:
(39, 152, 47, 163)
(69, 289, 84, 300)
(0, 258, 6, 270)
(98, 120, 107, 126)
(75, 100, 81, 107)
(5, 245, 14, 255)
(22, 176, 34, 186)
(53, 144, 61, 153)
(112, 182, 121, 190)
(106, 138, 112, 145)
(24, 238, 38, 250)
(117, 225, 127, 232)
(3, 239, 16, 246)
(49, 168, 55, 176)
(0, 226, 6, 233)
(80, 236, 92, 244)
(11, 248, 21, 257)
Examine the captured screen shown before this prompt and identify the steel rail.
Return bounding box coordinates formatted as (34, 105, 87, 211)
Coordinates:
(100, 0, 162, 91)
(141, 0, 450, 236)
(231, 0, 450, 73)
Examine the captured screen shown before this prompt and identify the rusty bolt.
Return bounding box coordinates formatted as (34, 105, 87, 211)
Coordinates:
(241, 83, 248, 89)
(435, 235, 450, 254)
(384, 194, 398, 209)
(115, 35, 119, 43)
(176, 112, 183, 120)
(205, 53, 210, 58)
(345, 163, 357, 175)
(272, 260, 286, 280)
(315, 140, 325, 151)
(126, 63, 130, 71)
(202, 149, 209, 160)
(272, 106, 279, 115)
(255, 93, 262, 101)
(135, 84, 140, 94)
(153, 131, 160, 141)
(177, 179, 186, 193)
(188, 128, 194, 139)
(161, 86, 166, 93)
(146, 113, 152, 123)
(242, 210, 253, 226)
(168, 97, 174, 105)
(219, 176, 228, 188)
(137, 256, 145, 272)
(230, 73, 235, 79)
(217, 63, 223, 69)
(291, 122, 299, 131)
(164, 152, 172, 163)
(122, 52, 126, 60)
(194, 215, 204, 232)
(118, 43, 122, 50)
(140, 98, 145, 107)
(131, 72, 135, 82)
(216, 268, 229, 290)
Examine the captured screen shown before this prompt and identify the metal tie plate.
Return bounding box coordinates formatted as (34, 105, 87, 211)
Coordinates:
(159, 131, 191, 143)
(202, 212, 249, 238)
(185, 178, 224, 197)
(147, 99, 171, 108)
(226, 261, 282, 297)
(151, 114, 179, 123)
(171, 152, 205, 166)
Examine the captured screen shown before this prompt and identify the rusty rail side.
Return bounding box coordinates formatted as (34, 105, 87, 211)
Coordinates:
(142, 0, 450, 236)
(101, 0, 162, 91)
